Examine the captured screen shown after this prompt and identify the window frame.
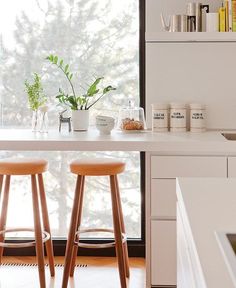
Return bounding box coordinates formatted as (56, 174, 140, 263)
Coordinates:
(4, 0, 146, 257)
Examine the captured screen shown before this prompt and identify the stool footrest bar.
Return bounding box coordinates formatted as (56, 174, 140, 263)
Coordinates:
(0, 228, 50, 248)
(75, 228, 127, 249)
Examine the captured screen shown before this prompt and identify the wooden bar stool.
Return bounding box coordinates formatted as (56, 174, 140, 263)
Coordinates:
(62, 158, 130, 288)
(0, 158, 55, 288)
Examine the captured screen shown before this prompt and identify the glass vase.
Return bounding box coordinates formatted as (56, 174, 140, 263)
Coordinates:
(39, 106, 49, 133)
(31, 110, 40, 132)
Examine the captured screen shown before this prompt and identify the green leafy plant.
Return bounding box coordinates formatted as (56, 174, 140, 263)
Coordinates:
(46, 54, 116, 110)
(25, 73, 47, 111)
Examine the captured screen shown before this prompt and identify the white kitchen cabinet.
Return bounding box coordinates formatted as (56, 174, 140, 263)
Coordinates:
(227, 157, 236, 177)
(151, 156, 227, 179)
(151, 220, 177, 286)
(151, 179, 176, 218)
(147, 155, 227, 287)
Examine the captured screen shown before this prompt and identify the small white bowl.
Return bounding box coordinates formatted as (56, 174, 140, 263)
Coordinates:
(96, 120, 115, 135)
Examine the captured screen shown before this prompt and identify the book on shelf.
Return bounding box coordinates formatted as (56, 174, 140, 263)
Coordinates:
(232, 0, 236, 31)
(227, 0, 233, 31)
(223, 0, 236, 31)
(225, 0, 229, 31)
(219, 4, 226, 31)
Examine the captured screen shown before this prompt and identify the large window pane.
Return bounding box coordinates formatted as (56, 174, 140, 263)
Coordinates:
(0, 0, 140, 238)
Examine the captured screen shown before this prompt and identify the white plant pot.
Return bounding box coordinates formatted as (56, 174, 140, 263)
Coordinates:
(71, 110, 89, 131)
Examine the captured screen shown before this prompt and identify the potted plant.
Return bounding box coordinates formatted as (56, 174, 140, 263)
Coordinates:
(25, 73, 47, 131)
(46, 54, 116, 131)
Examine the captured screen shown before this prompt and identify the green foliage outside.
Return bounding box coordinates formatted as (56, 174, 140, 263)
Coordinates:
(46, 54, 116, 110)
(24, 73, 47, 111)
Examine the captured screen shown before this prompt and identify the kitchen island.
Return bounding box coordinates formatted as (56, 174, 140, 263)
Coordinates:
(177, 178, 236, 288)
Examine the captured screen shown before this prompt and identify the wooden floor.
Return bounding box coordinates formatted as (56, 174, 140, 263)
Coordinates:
(1, 256, 146, 288)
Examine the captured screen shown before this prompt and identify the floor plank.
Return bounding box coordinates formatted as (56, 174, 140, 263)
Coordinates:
(1, 256, 146, 288)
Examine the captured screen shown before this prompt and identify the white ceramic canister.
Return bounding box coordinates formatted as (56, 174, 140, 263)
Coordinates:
(170, 103, 186, 132)
(189, 103, 206, 132)
(152, 103, 169, 132)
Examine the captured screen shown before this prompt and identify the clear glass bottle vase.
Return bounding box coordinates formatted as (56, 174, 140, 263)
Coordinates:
(31, 110, 40, 132)
(39, 106, 49, 133)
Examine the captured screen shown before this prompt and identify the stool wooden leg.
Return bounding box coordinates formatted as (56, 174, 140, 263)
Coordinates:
(0, 175, 3, 197)
(114, 175, 130, 278)
(62, 175, 84, 288)
(31, 175, 46, 288)
(70, 176, 85, 277)
(110, 175, 127, 288)
(37, 174, 55, 277)
(0, 175, 10, 264)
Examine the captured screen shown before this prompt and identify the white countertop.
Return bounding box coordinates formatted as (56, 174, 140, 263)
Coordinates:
(177, 178, 236, 288)
(0, 128, 236, 152)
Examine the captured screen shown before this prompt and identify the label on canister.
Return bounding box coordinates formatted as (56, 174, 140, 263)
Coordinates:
(190, 103, 206, 131)
(152, 104, 169, 132)
(170, 103, 186, 129)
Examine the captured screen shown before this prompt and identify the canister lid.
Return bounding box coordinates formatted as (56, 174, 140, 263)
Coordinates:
(170, 103, 186, 109)
(152, 103, 169, 109)
(189, 103, 205, 109)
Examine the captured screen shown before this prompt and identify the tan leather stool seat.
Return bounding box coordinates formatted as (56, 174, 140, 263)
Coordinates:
(0, 158, 48, 175)
(70, 158, 125, 176)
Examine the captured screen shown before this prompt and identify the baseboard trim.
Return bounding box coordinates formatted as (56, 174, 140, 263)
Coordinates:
(3, 239, 145, 257)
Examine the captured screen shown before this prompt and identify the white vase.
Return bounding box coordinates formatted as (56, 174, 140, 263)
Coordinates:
(71, 110, 89, 131)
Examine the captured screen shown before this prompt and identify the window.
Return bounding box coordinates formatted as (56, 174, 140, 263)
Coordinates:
(0, 0, 142, 249)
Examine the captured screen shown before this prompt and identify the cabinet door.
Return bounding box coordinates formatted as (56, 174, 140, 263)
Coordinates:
(228, 157, 236, 177)
(151, 179, 176, 218)
(151, 156, 227, 178)
(151, 220, 176, 286)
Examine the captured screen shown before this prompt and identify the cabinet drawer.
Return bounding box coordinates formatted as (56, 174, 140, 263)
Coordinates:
(228, 157, 236, 177)
(151, 179, 176, 218)
(151, 156, 227, 178)
(151, 220, 176, 286)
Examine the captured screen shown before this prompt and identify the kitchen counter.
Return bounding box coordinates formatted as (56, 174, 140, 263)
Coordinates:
(0, 128, 236, 152)
(177, 178, 236, 288)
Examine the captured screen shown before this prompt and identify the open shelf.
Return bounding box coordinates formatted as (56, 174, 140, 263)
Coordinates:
(146, 32, 236, 43)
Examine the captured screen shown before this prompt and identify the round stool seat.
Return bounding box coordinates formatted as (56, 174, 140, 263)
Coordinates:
(0, 158, 48, 175)
(70, 158, 125, 176)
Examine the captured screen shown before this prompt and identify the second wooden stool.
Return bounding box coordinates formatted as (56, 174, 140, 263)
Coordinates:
(62, 158, 130, 288)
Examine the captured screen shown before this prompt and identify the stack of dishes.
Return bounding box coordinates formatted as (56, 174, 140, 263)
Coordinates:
(95, 115, 115, 135)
